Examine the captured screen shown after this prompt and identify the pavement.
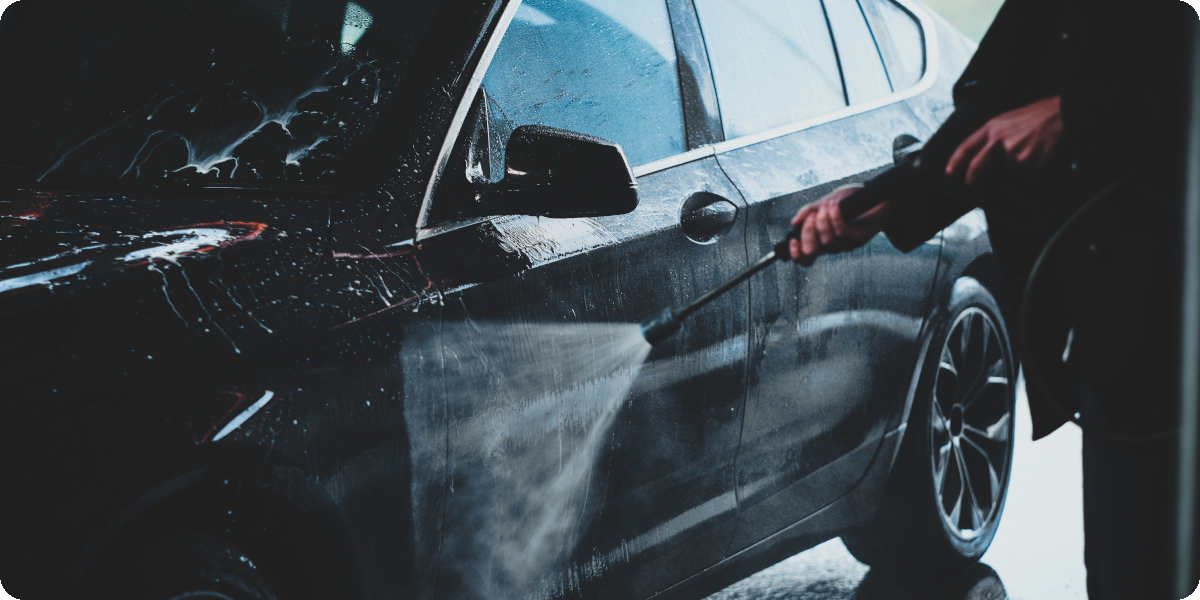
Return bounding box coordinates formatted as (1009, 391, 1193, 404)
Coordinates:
(707, 376, 1097, 600)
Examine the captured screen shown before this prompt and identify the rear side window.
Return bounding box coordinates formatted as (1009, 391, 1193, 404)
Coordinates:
(693, 0, 846, 139)
(861, 0, 926, 90)
(480, 0, 685, 169)
(825, 0, 893, 104)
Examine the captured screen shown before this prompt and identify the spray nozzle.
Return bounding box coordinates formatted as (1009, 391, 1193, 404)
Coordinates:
(640, 307, 682, 346)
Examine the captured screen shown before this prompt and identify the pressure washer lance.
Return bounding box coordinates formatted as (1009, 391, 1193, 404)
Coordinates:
(640, 185, 886, 346)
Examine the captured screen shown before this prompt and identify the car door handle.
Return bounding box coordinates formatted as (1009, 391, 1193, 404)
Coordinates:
(893, 133, 924, 164)
(680, 191, 738, 244)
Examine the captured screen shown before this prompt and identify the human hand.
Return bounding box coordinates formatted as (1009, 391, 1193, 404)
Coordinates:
(946, 95, 1063, 187)
(788, 184, 891, 265)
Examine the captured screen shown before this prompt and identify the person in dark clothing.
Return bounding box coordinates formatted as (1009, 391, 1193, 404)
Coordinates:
(789, 1, 1196, 598)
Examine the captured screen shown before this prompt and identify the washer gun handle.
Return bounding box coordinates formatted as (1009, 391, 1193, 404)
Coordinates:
(770, 184, 889, 260)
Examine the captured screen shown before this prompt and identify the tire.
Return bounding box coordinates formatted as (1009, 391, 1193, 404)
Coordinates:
(90, 530, 279, 600)
(843, 278, 1017, 572)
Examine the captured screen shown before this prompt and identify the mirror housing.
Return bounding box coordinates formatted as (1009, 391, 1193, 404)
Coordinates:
(480, 125, 639, 218)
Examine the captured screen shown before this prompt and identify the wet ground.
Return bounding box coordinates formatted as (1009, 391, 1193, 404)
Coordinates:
(707, 377, 1091, 600)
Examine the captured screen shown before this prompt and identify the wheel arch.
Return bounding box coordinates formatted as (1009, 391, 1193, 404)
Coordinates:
(958, 253, 1003, 302)
(78, 446, 365, 599)
(845, 271, 1017, 564)
(890, 268, 1001, 466)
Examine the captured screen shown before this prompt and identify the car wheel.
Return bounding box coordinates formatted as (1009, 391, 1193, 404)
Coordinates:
(90, 530, 279, 600)
(843, 278, 1016, 571)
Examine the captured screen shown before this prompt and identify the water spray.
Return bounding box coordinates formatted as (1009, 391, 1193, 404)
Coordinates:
(641, 188, 884, 346)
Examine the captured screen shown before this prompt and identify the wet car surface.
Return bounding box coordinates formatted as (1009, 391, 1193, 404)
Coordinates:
(708, 381, 1088, 600)
(2, 1, 1015, 599)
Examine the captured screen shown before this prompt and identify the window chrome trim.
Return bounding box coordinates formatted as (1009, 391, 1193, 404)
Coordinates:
(417, 0, 937, 237)
(417, 215, 493, 240)
(631, 146, 715, 178)
(416, 0, 523, 233)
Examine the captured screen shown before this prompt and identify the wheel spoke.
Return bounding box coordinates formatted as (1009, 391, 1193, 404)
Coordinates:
(949, 488, 963, 527)
(961, 434, 1004, 508)
(946, 457, 964, 526)
(932, 413, 951, 443)
(935, 441, 953, 496)
(936, 357, 960, 422)
(953, 444, 986, 530)
(931, 396, 951, 431)
(961, 430, 998, 459)
(964, 412, 1012, 447)
(963, 370, 1009, 412)
(939, 344, 958, 378)
(972, 323, 1010, 405)
(986, 453, 1003, 506)
(953, 311, 1004, 406)
(960, 375, 985, 408)
(965, 491, 981, 531)
(937, 346, 959, 408)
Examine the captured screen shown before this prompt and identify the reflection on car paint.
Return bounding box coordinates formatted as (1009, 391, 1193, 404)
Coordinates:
(211, 390, 276, 442)
(39, 57, 384, 185)
(0, 221, 267, 296)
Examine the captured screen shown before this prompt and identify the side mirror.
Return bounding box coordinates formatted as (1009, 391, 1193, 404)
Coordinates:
(480, 125, 639, 218)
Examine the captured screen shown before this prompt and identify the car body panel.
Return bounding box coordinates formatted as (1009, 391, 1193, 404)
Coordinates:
(716, 98, 941, 550)
(0, 1, 986, 599)
(709, 0, 953, 551)
(417, 154, 750, 597)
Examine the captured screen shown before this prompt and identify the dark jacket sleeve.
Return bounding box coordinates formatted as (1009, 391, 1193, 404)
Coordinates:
(872, 0, 1065, 251)
(867, 110, 988, 251)
(876, 0, 1195, 252)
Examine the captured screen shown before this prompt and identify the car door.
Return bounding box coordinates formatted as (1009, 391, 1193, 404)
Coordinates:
(690, 0, 944, 550)
(411, 1, 750, 597)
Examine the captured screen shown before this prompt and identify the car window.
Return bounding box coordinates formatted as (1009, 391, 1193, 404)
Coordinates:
(861, 0, 926, 90)
(693, 0, 845, 140)
(479, 0, 685, 173)
(826, 0, 894, 104)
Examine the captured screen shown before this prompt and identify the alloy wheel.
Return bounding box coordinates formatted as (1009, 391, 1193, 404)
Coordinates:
(929, 307, 1014, 540)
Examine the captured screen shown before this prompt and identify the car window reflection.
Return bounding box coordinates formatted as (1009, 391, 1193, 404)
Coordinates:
(481, 0, 686, 173)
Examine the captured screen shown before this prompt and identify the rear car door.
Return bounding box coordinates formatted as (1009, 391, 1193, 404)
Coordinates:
(413, 1, 750, 595)
(690, 0, 945, 549)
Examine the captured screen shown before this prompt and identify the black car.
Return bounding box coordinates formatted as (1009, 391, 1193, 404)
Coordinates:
(0, 1, 1014, 598)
